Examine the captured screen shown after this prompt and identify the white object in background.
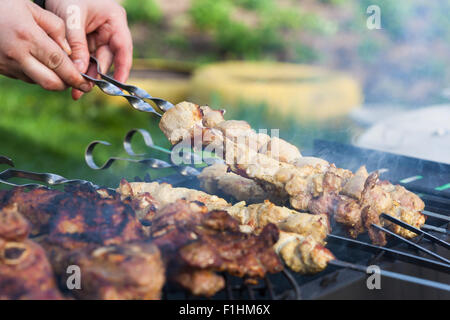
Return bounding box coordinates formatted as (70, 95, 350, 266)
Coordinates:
(356, 105, 450, 164)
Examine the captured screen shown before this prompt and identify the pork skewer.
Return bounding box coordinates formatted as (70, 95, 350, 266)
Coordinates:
(118, 179, 334, 274)
(198, 163, 450, 250)
(118, 133, 449, 237)
(83, 135, 448, 266)
(118, 180, 450, 292)
(158, 101, 427, 246)
(117, 180, 450, 275)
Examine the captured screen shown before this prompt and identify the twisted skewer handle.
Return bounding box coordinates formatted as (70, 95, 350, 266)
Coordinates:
(81, 57, 165, 115)
(85, 140, 200, 178)
(0, 168, 104, 190)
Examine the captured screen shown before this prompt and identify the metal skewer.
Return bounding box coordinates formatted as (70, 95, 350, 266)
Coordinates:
(0, 156, 14, 167)
(381, 213, 450, 250)
(422, 224, 449, 235)
(83, 56, 173, 114)
(0, 156, 107, 190)
(371, 224, 450, 264)
(123, 128, 223, 165)
(123, 129, 172, 157)
(85, 140, 175, 170)
(422, 210, 450, 222)
(329, 259, 450, 292)
(85, 140, 201, 177)
(328, 234, 450, 273)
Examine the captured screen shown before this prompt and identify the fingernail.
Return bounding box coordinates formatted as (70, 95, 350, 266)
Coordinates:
(74, 59, 85, 72)
(63, 39, 72, 55)
(80, 83, 90, 92)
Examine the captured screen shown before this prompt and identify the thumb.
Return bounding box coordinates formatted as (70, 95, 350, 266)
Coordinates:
(66, 25, 90, 73)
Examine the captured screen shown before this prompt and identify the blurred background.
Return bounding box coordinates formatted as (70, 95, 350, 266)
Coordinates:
(1, 0, 449, 187)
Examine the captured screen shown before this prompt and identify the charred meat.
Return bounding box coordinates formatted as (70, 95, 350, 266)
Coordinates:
(58, 243, 165, 300)
(119, 181, 334, 274)
(151, 200, 283, 292)
(0, 204, 63, 300)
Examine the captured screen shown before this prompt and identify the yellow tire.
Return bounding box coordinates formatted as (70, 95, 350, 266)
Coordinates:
(189, 62, 363, 122)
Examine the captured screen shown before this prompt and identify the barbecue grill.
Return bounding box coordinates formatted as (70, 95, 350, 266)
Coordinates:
(1, 64, 448, 300)
(158, 138, 450, 300)
(2, 130, 448, 300)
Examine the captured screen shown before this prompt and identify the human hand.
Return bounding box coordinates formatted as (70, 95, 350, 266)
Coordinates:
(46, 0, 133, 100)
(0, 0, 91, 92)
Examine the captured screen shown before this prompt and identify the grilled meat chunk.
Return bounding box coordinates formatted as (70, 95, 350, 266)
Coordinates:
(361, 173, 426, 242)
(0, 203, 31, 241)
(46, 193, 145, 250)
(274, 232, 335, 274)
(159, 101, 302, 163)
(1, 187, 146, 250)
(227, 200, 330, 244)
(118, 179, 230, 213)
(57, 243, 165, 300)
(172, 269, 225, 298)
(341, 166, 369, 200)
(151, 200, 283, 283)
(260, 137, 302, 163)
(361, 206, 386, 246)
(198, 163, 270, 203)
(0, 205, 62, 300)
(178, 217, 281, 279)
(0, 188, 63, 236)
(0, 240, 64, 300)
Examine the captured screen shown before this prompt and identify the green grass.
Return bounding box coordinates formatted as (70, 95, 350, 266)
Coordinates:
(123, 0, 162, 24)
(188, 0, 334, 60)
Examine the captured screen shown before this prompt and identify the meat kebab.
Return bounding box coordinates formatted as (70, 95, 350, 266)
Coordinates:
(158, 101, 426, 246)
(118, 179, 335, 274)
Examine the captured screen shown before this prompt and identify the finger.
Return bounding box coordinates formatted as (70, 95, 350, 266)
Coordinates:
(65, 12, 90, 73)
(72, 57, 98, 100)
(28, 1, 72, 55)
(20, 56, 67, 91)
(96, 45, 114, 74)
(88, 34, 97, 54)
(109, 24, 133, 82)
(30, 30, 91, 92)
